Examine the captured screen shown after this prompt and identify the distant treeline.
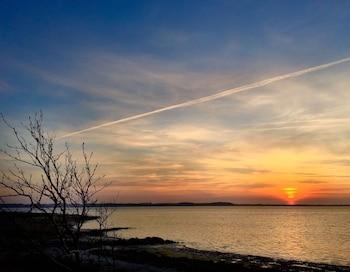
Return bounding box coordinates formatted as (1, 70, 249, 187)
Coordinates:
(2, 202, 350, 208)
(90, 202, 236, 207)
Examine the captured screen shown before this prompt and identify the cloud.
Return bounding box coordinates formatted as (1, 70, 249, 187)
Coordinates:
(58, 56, 350, 138)
(226, 167, 270, 174)
(233, 182, 274, 189)
(298, 180, 328, 184)
(318, 159, 350, 166)
(17, 52, 239, 109)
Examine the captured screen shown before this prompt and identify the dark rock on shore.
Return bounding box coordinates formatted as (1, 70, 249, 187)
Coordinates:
(113, 237, 176, 246)
(102, 244, 350, 272)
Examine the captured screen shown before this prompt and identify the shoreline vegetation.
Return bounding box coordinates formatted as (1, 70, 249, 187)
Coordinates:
(1, 211, 349, 272)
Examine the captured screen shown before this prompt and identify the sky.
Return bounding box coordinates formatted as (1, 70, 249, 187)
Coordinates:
(1, 0, 350, 204)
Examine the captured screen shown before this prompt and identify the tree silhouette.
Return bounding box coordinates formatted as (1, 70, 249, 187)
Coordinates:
(0, 111, 108, 265)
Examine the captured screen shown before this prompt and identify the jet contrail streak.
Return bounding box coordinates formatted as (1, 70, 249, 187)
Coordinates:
(58, 57, 350, 139)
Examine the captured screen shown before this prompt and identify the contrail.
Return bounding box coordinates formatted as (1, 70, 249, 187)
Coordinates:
(58, 57, 350, 139)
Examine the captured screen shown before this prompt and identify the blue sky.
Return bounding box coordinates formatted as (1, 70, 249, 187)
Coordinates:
(1, 1, 350, 119)
(1, 1, 350, 203)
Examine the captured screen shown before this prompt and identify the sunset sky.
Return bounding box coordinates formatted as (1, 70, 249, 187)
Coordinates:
(1, 1, 350, 204)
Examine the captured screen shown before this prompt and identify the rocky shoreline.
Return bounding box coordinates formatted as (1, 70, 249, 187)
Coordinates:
(93, 241, 350, 272)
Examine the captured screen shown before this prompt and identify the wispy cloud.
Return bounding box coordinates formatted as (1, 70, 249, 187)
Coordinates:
(58, 56, 350, 138)
(232, 182, 274, 189)
(226, 167, 270, 174)
(299, 180, 328, 184)
(318, 159, 350, 166)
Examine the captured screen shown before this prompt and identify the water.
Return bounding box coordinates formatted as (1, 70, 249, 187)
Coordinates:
(86, 206, 350, 266)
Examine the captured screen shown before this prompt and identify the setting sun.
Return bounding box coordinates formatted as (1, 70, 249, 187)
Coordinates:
(283, 187, 297, 204)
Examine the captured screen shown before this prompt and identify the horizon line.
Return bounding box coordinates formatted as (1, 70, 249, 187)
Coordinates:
(2, 202, 350, 207)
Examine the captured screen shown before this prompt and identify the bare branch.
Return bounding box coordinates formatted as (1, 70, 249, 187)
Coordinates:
(0, 112, 109, 260)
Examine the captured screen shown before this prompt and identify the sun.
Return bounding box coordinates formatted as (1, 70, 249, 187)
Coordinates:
(283, 187, 297, 205)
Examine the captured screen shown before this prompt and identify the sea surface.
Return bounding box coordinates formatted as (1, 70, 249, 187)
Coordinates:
(86, 206, 350, 266)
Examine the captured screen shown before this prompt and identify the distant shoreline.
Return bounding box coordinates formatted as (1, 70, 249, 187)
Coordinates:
(2, 202, 350, 208)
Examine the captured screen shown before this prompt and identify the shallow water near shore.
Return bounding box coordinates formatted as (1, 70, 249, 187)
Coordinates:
(85, 206, 350, 266)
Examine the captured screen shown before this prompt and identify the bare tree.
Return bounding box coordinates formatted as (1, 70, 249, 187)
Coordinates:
(0, 111, 107, 264)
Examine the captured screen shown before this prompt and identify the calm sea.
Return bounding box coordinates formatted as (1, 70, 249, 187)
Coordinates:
(87, 206, 350, 266)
